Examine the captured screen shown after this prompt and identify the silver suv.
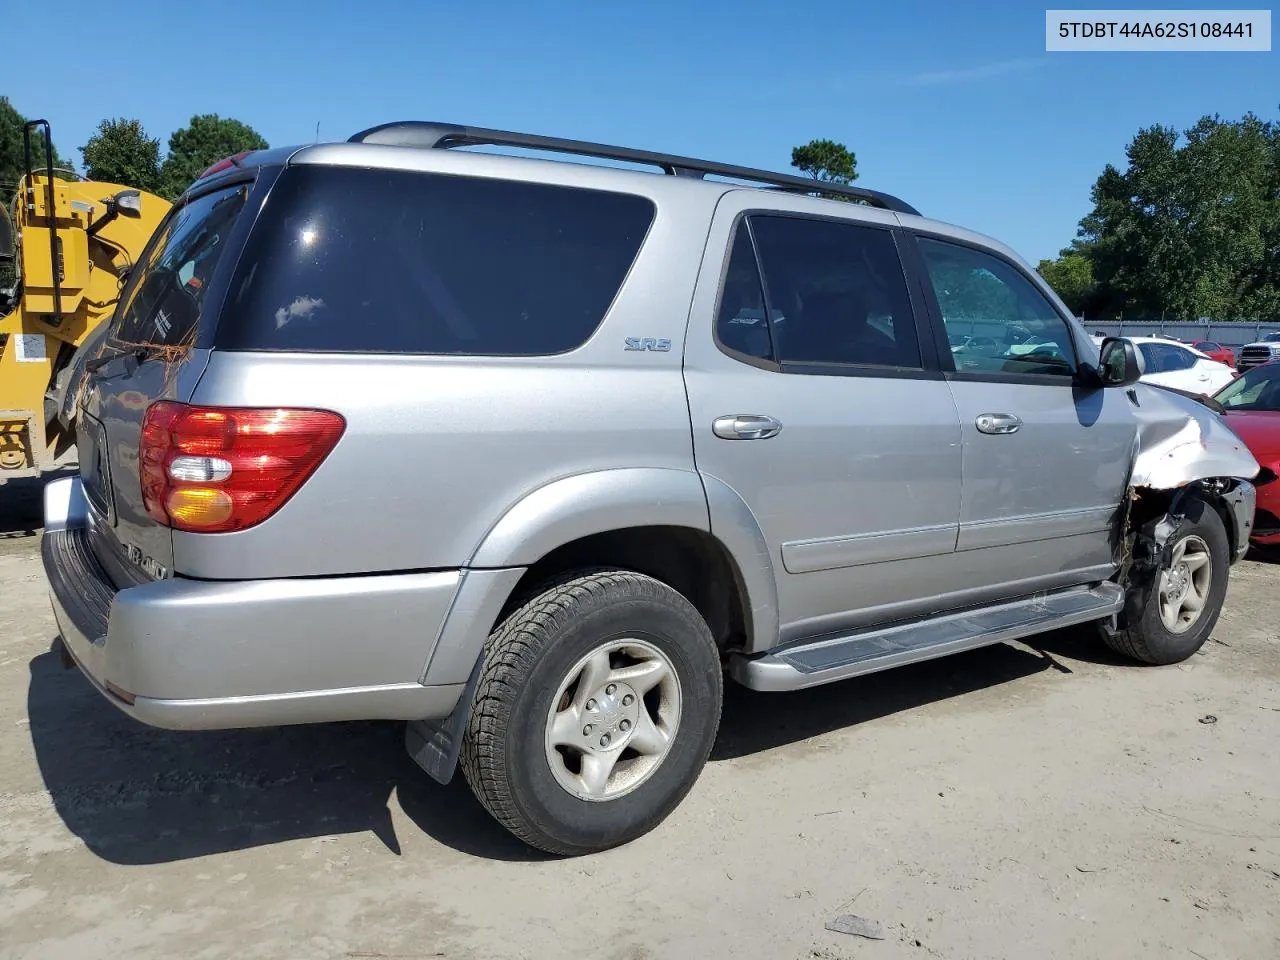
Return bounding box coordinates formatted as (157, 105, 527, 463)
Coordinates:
(41, 121, 1261, 856)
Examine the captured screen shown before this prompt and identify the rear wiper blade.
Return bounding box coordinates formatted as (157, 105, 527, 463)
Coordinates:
(84, 344, 148, 372)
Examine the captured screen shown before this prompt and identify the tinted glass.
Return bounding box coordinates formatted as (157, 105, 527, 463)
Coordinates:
(1137, 342, 1163, 372)
(917, 238, 1077, 377)
(216, 165, 655, 355)
(715, 224, 773, 362)
(1162, 344, 1198, 371)
(749, 216, 919, 368)
(1140, 342, 1196, 373)
(1216, 363, 1280, 410)
(112, 184, 249, 347)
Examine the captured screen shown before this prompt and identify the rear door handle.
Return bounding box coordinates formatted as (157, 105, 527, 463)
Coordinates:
(975, 413, 1022, 435)
(713, 415, 782, 440)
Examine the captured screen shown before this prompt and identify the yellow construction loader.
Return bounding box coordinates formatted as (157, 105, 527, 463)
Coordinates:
(0, 119, 169, 479)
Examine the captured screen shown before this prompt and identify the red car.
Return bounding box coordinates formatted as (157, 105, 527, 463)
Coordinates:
(1191, 340, 1236, 367)
(1212, 363, 1280, 549)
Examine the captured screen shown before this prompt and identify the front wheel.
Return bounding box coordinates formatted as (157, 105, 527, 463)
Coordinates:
(1103, 497, 1230, 665)
(460, 569, 723, 856)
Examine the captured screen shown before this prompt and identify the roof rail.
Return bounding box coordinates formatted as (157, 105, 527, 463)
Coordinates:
(347, 121, 920, 216)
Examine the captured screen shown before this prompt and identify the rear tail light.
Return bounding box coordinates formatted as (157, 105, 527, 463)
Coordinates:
(140, 402, 345, 533)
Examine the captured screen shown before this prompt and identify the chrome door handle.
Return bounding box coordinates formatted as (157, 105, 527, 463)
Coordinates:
(975, 413, 1022, 435)
(713, 415, 782, 440)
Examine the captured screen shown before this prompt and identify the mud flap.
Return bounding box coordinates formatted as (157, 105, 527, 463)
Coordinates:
(404, 653, 485, 786)
(51, 635, 76, 671)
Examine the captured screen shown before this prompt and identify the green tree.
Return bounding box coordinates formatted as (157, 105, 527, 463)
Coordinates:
(158, 114, 268, 199)
(1036, 249, 1097, 316)
(790, 138, 858, 184)
(80, 118, 161, 192)
(1074, 111, 1279, 321)
(0, 97, 71, 193)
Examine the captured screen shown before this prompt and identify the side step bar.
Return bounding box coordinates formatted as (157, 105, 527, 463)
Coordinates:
(730, 582, 1124, 693)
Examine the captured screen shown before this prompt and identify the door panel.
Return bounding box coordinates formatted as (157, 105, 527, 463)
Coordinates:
(945, 380, 1134, 561)
(911, 234, 1135, 588)
(682, 194, 964, 642)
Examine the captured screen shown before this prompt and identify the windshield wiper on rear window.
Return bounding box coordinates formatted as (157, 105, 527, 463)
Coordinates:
(84, 344, 149, 372)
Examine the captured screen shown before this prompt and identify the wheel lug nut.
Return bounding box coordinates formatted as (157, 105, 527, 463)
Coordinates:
(606, 684, 617, 696)
(622, 694, 634, 706)
(583, 724, 593, 736)
(599, 733, 611, 747)
(620, 719, 631, 732)
(586, 699, 597, 711)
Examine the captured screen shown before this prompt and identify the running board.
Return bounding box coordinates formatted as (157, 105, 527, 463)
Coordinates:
(730, 583, 1124, 693)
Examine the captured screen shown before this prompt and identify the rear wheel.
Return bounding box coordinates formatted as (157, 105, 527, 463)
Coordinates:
(1103, 498, 1230, 665)
(460, 569, 723, 856)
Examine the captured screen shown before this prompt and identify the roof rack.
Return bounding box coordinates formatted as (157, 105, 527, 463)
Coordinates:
(347, 121, 921, 217)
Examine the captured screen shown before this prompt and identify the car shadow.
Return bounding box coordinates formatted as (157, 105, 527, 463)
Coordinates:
(0, 476, 46, 537)
(1246, 545, 1279, 564)
(28, 627, 1095, 865)
(0, 470, 76, 538)
(713, 634, 1068, 760)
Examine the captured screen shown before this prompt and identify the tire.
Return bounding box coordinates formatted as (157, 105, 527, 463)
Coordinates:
(1103, 497, 1230, 665)
(460, 569, 723, 856)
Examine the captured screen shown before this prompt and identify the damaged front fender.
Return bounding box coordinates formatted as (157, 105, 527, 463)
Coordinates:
(1123, 383, 1259, 568)
(1128, 384, 1260, 490)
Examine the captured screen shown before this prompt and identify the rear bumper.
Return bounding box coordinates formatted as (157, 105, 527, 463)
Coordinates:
(42, 476, 479, 730)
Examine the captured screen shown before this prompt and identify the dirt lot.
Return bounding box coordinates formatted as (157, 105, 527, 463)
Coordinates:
(1, 477, 1278, 960)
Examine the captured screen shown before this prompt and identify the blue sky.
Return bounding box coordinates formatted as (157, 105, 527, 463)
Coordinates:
(7, 0, 1275, 263)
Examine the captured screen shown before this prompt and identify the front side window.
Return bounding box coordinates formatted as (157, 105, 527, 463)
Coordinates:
(917, 238, 1077, 378)
(748, 215, 920, 368)
(113, 183, 250, 348)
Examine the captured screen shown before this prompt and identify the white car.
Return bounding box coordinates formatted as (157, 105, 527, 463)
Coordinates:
(1125, 336, 1237, 396)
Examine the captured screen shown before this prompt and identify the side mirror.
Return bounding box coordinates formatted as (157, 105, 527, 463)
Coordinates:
(1098, 337, 1142, 387)
(111, 190, 143, 218)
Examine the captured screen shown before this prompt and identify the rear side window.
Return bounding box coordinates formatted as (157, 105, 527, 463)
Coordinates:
(216, 165, 655, 355)
(714, 215, 920, 370)
(752, 216, 920, 369)
(112, 184, 249, 347)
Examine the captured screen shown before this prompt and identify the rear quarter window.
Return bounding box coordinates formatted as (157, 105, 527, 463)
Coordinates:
(112, 183, 250, 348)
(215, 165, 656, 355)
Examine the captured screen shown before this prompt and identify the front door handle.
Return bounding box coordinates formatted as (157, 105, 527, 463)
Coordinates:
(975, 413, 1022, 435)
(713, 415, 782, 440)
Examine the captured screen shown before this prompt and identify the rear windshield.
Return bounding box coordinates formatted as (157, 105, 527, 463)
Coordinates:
(112, 183, 250, 348)
(215, 165, 656, 355)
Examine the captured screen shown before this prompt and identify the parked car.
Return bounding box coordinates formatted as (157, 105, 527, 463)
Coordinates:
(40, 121, 1260, 856)
(1126, 336, 1237, 396)
(1189, 339, 1236, 367)
(1235, 332, 1280, 372)
(1211, 364, 1280, 549)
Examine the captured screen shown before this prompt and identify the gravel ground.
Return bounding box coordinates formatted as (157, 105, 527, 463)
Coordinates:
(1, 476, 1278, 960)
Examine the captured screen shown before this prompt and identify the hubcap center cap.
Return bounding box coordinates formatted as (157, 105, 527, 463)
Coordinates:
(582, 683, 639, 751)
(1167, 563, 1191, 601)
